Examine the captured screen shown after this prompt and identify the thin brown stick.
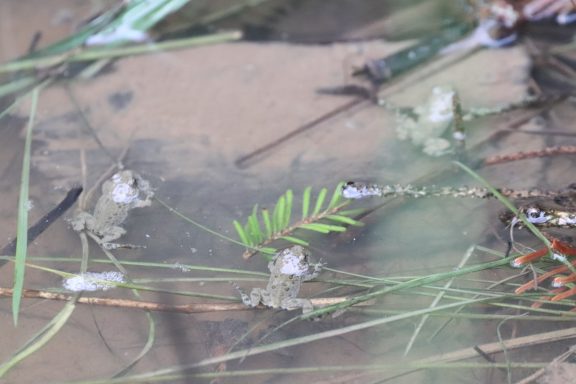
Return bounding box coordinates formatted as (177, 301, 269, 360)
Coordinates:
(0, 288, 364, 313)
(484, 145, 576, 166)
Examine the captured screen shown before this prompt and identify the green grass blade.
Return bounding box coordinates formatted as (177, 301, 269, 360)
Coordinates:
(454, 161, 550, 246)
(247, 212, 262, 244)
(302, 186, 311, 219)
(260, 247, 277, 255)
(233, 220, 251, 246)
(0, 297, 76, 377)
(261, 209, 272, 238)
(321, 224, 347, 232)
(325, 214, 364, 226)
(12, 88, 39, 325)
(327, 182, 344, 209)
(273, 195, 286, 232)
(299, 223, 331, 234)
(284, 190, 293, 228)
(113, 311, 155, 377)
(0, 77, 37, 98)
(312, 188, 327, 216)
(280, 236, 309, 246)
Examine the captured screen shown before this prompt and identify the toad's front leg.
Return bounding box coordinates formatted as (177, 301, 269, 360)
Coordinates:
(302, 261, 324, 282)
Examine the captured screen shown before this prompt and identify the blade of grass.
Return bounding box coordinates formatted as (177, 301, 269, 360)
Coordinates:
(12, 88, 39, 325)
(0, 31, 242, 74)
(312, 188, 327, 216)
(454, 161, 550, 247)
(284, 190, 293, 228)
(298, 223, 331, 234)
(325, 214, 364, 226)
(327, 182, 343, 209)
(302, 186, 311, 220)
(274, 195, 285, 233)
(261, 209, 272, 238)
(0, 297, 76, 377)
(233, 220, 251, 246)
(404, 245, 476, 356)
(279, 236, 309, 246)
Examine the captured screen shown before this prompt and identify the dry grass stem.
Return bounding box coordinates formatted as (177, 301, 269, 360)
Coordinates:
(0, 288, 368, 313)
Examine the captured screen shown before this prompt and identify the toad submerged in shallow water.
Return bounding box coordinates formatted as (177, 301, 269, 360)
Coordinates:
(238, 245, 323, 313)
(69, 170, 154, 250)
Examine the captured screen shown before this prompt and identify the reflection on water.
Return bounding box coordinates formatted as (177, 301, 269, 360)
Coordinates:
(2, 1, 576, 383)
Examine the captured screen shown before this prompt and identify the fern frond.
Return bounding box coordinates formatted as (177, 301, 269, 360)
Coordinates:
(233, 182, 360, 259)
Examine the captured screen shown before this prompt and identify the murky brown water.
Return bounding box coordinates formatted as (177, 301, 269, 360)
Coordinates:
(2, 1, 576, 383)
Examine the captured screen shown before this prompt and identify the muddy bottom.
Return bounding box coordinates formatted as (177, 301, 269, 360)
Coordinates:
(2, 1, 576, 384)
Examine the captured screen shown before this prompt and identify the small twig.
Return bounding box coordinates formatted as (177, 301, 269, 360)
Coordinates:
(0, 187, 83, 268)
(484, 145, 576, 166)
(0, 287, 366, 313)
(234, 98, 367, 169)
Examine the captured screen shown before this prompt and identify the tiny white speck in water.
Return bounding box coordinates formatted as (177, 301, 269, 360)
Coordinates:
(552, 253, 567, 263)
(511, 259, 523, 268)
(145, 234, 150, 238)
(63, 271, 124, 292)
(190, 247, 197, 254)
(453, 131, 466, 141)
(551, 278, 565, 288)
(26, 200, 34, 211)
(173, 262, 192, 272)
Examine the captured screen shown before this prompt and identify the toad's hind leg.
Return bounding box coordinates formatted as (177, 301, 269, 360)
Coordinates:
(245, 288, 264, 307)
(281, 298, 314, 313)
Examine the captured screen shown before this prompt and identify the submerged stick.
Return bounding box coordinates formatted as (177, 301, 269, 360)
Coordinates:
(0, 187, 83, 267)
(484, 145, 576, 166)
(0, 288, 367, 313)
(341, 181, 561, 201)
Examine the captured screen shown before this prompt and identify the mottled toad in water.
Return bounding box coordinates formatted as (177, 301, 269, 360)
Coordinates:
(239, 246, 323, 313)
(69, 170, 154, 249)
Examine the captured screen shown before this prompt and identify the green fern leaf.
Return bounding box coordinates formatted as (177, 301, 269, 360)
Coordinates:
(285, 189, 293, 228)
(312, 188, 327, 216)
(234, 183, 359, 259)
(327, 182, 344, 209)
(274, 195, 286, 233)
(299, 223, 331, 233)
(280, 236, 309, 246)
(325, 214, 364, 226)
(302, 186, 312, 219)
(262, 208, 272, 238)
(233, 220, 251, 246)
